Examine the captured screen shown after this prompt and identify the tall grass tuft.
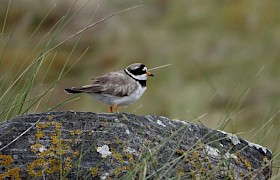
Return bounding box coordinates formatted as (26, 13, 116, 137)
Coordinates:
(0, 1, 141, 122)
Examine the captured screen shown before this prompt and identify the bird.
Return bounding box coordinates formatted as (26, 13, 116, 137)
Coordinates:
(64, 63, 154, 113)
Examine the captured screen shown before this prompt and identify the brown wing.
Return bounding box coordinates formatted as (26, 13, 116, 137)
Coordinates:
(74, 71, 137, 97)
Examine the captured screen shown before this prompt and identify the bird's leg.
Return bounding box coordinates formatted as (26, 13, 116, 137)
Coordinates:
(113, 104, 119, 113)
(109, 106, 113, 113)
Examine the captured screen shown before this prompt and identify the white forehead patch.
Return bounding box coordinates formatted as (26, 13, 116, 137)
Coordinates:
(143, 67, 147, 72)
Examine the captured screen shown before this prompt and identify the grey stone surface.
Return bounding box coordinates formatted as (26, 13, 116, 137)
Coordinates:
(0, 111, 272, 179)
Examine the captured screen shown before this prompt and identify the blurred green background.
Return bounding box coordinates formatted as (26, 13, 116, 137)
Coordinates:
(1, 0, 280, 158)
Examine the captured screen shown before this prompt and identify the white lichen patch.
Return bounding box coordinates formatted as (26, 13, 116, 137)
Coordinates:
(246, 140, 272, 154)
(100, 172, 109, 180)
(172, 119, 188, 125)
(218, 130, 240, 145)
(114, 118, 120, 123)
(97, 145, 112, 158)
(218, 130, 272, 154)
(157, 120, 166, 127)
(38, 145, 47, 153)
(125, 129, 130, 135)
(225, 152, 238, 160)
(227, 134, 240, 145)
(205, 145, 220, 157)
(124, 147, 137, 155)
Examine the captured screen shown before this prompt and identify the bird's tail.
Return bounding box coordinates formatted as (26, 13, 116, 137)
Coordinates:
(64, 88, 82, 94)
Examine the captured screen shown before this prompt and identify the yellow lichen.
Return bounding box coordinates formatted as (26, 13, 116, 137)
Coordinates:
(189, 169, 197, 178)
(0, 154, 13, 166)
(111, 149, 124, 163)
(50, 133, 58, 142)
(243, 158, 252, 171)
(27, 158, 48, 177)
(103, 120, 109, 126)
(0, 155, 20, 179)
(39, 149, 48, 157)
(125, 153, 135, 164)
(0, 167, 20, 180)
(73, 150, 79, 157)
(47, 158, 61, 174)
(36, 122, 52, 129)
(55, 122, 62, 130)
(90, 167, 99, 177)
(176, 167, 185, 177)
(28, 119, 88, 177)
(70, 129, 82, 136)
(176, 148, 185, 156)
(114, 166, 131, 176)
(262, 156, 270, 167)
(192, 150, 200, 159)
(237, 153, 252, 170)
(237, 153, 252, 177)
(64, 157, 72, 170)
(35, 130, 45, 140)
(30, 143, 44, 154)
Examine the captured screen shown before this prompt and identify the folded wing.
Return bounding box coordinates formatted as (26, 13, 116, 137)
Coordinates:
(69, 72, 137, 97)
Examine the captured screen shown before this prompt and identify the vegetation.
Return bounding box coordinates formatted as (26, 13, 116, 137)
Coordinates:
(0, 0, 279, 178)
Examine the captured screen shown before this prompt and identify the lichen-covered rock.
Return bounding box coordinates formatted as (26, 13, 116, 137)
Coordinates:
(0, 111, 272, 179)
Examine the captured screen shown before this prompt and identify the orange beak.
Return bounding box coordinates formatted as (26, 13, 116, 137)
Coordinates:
(146, 71, 154, 76)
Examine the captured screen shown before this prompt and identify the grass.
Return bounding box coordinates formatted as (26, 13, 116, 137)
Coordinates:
(0, 0, 280, 178)
(0, 0, 141, 120)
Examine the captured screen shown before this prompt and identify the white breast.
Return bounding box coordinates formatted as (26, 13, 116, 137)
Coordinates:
(113, 83, 146, 106)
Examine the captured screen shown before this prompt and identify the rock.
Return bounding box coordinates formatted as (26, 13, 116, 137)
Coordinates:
(0, 111, 272, 179)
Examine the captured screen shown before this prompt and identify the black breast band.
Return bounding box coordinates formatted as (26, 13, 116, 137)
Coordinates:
(124, 70, 146, 87)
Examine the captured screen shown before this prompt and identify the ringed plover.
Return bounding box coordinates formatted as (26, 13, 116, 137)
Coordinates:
(65, 63, 154, 113)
